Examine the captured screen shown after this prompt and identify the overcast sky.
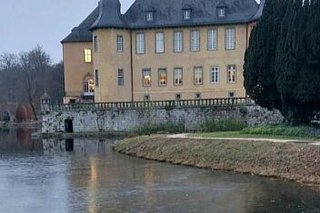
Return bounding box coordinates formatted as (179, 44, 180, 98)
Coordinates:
(0, 0, 135, 64)
(0, 0, 260, 64)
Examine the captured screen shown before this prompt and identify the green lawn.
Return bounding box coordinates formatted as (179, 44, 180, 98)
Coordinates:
(193, 125, 320, 141)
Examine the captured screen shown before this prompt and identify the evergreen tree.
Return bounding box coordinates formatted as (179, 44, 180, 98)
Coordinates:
(244, 0, 320, 125)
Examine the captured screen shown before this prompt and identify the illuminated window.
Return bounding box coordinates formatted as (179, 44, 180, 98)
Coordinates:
(117, 35, 123, 52)
(118, 69, 124, 86)
(83, 74, 94, 96)
(158, 68, 167, 86)
(174, 68, 183, 85)
(194, 67, 203, 85)
(225, 28, 235, 50)
(227, 65, 236, 83)
(142, 69, 151, 87)
(84, 49, 92, 63)
(155, 32, 164, 53)
(210, 66, 220, 83)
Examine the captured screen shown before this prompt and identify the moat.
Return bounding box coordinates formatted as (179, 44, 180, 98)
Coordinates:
(0, 128, 319, 212)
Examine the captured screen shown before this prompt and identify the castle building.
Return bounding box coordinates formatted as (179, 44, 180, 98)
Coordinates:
(62, 0, 264, 103)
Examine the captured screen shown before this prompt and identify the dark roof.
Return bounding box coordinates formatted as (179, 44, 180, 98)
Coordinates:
(63, 0, 264, 43)
(91, 0, 128, 30)
(124, 0, 260, 29)
(61, 7, 99, 43)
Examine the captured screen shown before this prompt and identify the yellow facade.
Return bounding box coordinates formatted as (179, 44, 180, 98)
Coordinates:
(63, 24, 254, 103)
(63, 42, 94, 103)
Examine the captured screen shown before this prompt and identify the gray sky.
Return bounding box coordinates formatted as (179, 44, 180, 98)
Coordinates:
(0, 0, 135, 64)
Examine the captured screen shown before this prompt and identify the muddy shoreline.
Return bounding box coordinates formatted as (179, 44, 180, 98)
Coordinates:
(113, 135, 320, 188)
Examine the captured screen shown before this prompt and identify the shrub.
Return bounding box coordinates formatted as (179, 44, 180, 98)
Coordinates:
(134, 121, 185, 135)
(242, 125, 320, 138)
(201, 119, 247, 132)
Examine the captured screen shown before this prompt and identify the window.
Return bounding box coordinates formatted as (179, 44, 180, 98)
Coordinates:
(117, 35, 124, 52)
(155, 32, 164, 53)
(225, 28, 235, 50)
(118, 69, 124, 86)
(94, 35, 98, 52)
(144, 95, 150, 101)
(195, 93, 201, 99)
(173, 31, 183, 52)
(218, 7, 226, 17)
(191, 30, 200, 52)
(142, 69, 151, 87)
(228, 91, 235, 98)
(183, 9, 192, 20)
(146, 11, 154, 22)
(210, 66, 220, 84)
(194, 67, 203, 85)
(176, 94, 181, 100)
(174, 68, 183, 86)
(158, 68, 167, 86)
(83, 74, 94, 95)
(207, 29, 217, 51)
(227, 65, 237, 83)
(84, 49, 92, 63)
(136, 33, 145, 54)
(95, 69, 99, 87)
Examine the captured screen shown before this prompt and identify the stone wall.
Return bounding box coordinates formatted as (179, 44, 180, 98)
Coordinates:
(41, 105, 285, 133)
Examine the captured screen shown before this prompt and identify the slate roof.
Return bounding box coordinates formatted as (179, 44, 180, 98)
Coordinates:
(91, 0, 128, 30)
(62, 0, 264, 43)
(61, 7, 99, 43)
(124, 0, 260, 29)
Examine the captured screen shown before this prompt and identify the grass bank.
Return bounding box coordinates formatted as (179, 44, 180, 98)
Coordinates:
(113, 135, 320, 186)
(194, 125, 320, 140)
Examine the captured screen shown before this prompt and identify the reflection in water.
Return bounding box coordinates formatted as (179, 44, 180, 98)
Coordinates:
(65, 139, 74, 152)
(0, 131, 319, 213)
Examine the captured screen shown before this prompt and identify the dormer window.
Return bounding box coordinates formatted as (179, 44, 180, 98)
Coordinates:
(183, 9, 192, 20)
(217, 7, 226, 17)
(146, 11, 154, 22)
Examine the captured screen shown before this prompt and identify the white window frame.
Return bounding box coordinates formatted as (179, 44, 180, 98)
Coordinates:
(136, 33, 145, 54)
(207, 29, 217, 51)
(227, 65, 237, 83)
(194, 67, 203, 85)
(173, 31, 183, 53)
(225, 27, 235, 50)
(155, 32, 165, 53)
(210, 66, 220, 84)
(190, 30, 200, 52)
(118, 69, 124, 86)
(116, 35, 124, 52)
(218, 8, 226, 17)
(146, 11, 154, 22)
(183, 9, 191, 20)
(173, 68, 183, 86)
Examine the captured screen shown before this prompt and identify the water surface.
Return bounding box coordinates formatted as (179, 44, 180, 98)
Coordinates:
(0, 129, 319, 213)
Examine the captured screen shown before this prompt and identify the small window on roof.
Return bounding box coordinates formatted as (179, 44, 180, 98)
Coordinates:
(217, 7, 226, 17)
(183, 9, 192, 20)
(146, 11, 154, 22)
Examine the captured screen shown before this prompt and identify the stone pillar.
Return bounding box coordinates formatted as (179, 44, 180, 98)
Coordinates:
(40, 91, 51, 113)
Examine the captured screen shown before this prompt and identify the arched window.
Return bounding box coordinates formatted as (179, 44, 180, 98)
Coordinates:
(83, 74, 94, 96)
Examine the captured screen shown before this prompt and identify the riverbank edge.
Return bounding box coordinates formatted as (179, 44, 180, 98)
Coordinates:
(113, 135, 320, 188)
